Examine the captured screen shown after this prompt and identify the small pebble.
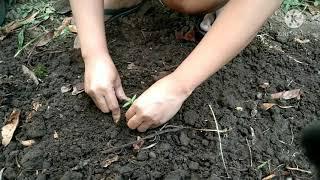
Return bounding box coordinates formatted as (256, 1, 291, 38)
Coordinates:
(188, 161, 199, 170)
(149, 151, 157, 159)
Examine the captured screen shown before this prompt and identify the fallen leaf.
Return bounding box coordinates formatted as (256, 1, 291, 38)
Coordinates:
(260, 103, 277, 110)
(73, 35, 80, 49)
(36, 31, 54, 47)
(68, 25, 77, 33)
(22, 65, 39, 86)
(127, 63, 136, 70)
(152, 71, 171, 81)
(175, 26, 196, 42)
(308, 5, 320, 15)
(133, 136, 145, 152)
(54, 17, 72, 37)
(259, 82, 270, 89)
(1, 109, 20, 146)
(32, 101, 42, 111)
(72, 159, 90, 170)
(294, 38, 310, 44)
(271, 89, 302, 100)
(54, 131, 59, 139)
(72, 82, 85, 95)
(20, 139, 36, 147)
(61, 84, 72, 93)
(0, 12, 38, 40)
(101, 155, 119, 168)
(26, 111, 35, 122)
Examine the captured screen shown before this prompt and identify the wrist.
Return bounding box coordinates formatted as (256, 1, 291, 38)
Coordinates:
(168, 72, 195, 99)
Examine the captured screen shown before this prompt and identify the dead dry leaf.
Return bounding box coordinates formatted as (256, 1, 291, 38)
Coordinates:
(61, 84, 72, 93)
(0, 12, 38, 40)
(73, 35, 81, 49)
(36, 31, 54, 47)
(22, 65, 39, 86)
(259, 82, 270, 89)
(260, 103, 277, 110)
(68, 25, 78, 33)
(127, 63, 136, 70)
(308, 5, 320, 15)
(294, 38, 310, 44)
(72, 82, 85, 95)
(54, 131, 59, 139)
(271, 89, 302, 100)
(101, 155, 119, 168)
(32, 101, 42, 111)
(133, 136, 145, 152)
(20, 139, 36, 147)
(54, 17, 72, 37)
(1, 109, 20, 146)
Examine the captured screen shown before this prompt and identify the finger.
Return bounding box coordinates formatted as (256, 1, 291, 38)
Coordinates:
(104, 90, 121, 123)
(137, 120, 154, 132)
(127, 115, 143, 130)
(92, 95, 110, 113)
(126, 105, 137, 121)
(115, 84, 129, 101)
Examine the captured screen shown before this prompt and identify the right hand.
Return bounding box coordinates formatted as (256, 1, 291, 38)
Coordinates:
(84, 54, 128, 123)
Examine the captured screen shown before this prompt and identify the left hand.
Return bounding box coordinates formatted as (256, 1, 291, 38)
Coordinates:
(126, 74, 192, 132)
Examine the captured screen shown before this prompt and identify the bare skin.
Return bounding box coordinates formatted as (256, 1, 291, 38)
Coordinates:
(69, 0, 282, 131)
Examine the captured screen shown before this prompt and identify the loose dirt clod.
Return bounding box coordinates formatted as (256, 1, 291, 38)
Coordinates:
(1, 109, 21, 146)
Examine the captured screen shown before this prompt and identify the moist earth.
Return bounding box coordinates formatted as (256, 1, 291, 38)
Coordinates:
(1, 1, 320, 180)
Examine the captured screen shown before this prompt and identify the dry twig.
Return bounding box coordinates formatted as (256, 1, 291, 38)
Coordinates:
(102, 127, 183, 154)
(286, 166, 312, 174)
(246, 137, 253, 167)
(209, 105, 230, 178)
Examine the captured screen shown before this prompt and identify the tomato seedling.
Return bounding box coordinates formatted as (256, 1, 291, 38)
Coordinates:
(122, 94, 137, 108)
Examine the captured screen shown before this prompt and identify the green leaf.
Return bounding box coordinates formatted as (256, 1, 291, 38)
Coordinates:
(18, 28, 25, 49)
(122, 94, 137, 108)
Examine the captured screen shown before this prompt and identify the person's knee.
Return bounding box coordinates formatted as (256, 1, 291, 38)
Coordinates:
(162, 0, 196, 14)
(163, 0, 227, 14)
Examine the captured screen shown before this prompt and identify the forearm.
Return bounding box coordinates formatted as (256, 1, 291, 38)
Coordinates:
(172, 0, 282, 93)
(69, 0, 108, 60)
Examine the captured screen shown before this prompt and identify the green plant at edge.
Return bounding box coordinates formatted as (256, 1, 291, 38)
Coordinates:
(33, 64, 48, 79)
(122, 94, 137, 108)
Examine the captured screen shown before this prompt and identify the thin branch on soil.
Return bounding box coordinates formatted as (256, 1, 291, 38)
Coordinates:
(246, 137, 253, 167)
(209, 105, 230, 178)
(102, 127, 183, 154)
(290, 127, 294, 145)
(286, 167, 312, 174)
(164, 125, 230, 133)
(102, 124, 230, 154)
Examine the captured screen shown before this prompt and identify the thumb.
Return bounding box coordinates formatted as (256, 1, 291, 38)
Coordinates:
(115, 84, 129, 101)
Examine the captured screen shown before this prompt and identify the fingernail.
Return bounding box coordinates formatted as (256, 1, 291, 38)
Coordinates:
(114, 114, 121, 124)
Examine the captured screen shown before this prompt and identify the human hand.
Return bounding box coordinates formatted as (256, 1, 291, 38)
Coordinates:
(84, 54, 128, 123)
(126, 74, 192, 132)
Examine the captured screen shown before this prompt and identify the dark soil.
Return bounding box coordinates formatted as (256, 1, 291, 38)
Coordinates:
(1, 1, 320, 179)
